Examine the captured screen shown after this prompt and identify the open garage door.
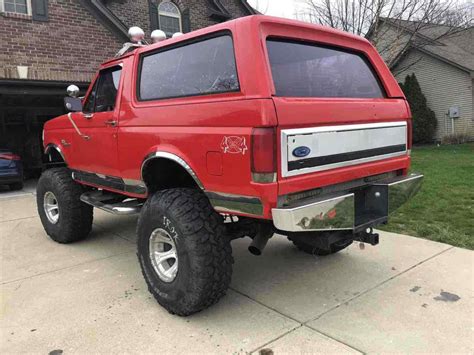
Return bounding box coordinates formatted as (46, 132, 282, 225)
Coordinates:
(0, 80, 88, 177)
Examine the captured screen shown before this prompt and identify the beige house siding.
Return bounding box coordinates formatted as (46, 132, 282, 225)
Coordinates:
(394, 49, 474, 140)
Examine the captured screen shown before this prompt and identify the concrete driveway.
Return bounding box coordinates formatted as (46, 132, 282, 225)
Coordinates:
(1, 194, 473, 354)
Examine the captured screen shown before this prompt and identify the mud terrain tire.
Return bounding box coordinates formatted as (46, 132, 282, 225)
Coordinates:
(137, 188, 233, 316)
(37, 168, 93, 243)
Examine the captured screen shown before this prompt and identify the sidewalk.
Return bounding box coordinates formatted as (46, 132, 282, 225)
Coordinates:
(1, 194, 472, 354)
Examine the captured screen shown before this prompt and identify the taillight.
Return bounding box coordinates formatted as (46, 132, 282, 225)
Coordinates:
(251, 128, 276, 183)
(0, 153, 21, 160)
(407, 118, 413, 150)
(405, 101, 413, 150)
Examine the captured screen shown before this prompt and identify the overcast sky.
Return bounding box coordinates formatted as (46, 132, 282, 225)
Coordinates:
(247, 0, 302, 18)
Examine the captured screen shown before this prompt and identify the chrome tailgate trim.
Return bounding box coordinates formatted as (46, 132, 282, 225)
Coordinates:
(281, 121, 407, 177)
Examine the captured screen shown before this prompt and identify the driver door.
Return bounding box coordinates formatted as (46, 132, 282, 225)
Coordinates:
(70, 65, 122, 178)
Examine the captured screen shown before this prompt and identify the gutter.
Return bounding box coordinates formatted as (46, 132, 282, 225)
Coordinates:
(209, 0, 258, 20)
(209, 0, 230, 20)
(239, 0, 259, 14)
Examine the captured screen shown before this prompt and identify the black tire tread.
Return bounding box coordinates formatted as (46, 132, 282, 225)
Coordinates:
(137, 188, 233, 316)
(37, 168, 93, 243)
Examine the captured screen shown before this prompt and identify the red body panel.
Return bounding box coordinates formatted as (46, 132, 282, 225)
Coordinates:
(43, 15, 411, 220)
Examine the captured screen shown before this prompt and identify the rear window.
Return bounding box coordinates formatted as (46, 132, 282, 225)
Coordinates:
(266, 39, 384, 98)
(139, 34, 239, 101)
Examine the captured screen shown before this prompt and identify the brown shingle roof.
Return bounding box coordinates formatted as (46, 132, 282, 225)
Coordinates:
(381, 18, 474, 71)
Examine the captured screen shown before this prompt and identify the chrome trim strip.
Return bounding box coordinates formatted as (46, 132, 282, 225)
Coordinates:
(272, 193, 355, 232)
(281, 121, 408, 177)
(205, 191, 264, 216)
(123, 178, 147, 194)
(141, 151, 204, 190)
(45, 144, 67, 164)
(72, 169, 147, 195)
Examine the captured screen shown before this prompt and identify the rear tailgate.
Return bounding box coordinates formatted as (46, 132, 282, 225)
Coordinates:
(265, 37, 411, 196)
(275, 98, 410, 196)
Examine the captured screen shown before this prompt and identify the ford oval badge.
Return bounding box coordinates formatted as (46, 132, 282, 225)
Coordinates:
(292, 146, 311, 158)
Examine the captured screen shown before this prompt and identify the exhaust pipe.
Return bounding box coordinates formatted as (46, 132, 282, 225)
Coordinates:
(248, 233, 271, 256)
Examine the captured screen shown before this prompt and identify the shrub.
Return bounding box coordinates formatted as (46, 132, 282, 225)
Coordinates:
(441, 133, 471, 145)
(401, 74, 437, 143)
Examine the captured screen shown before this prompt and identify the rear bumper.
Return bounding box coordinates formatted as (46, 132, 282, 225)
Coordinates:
(272, 173, 423, 232)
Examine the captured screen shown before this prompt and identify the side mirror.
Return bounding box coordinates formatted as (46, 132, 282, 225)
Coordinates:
(64, 97, 83, 112)
(67, 84, 80, 97)
(64, 85, 82, 112)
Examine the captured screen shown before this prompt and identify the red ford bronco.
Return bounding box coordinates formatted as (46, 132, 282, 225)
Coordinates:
(38, 15, 422, 316)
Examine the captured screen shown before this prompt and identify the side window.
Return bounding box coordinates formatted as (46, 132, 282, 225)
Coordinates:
(139, 34, 239, 101)
(83, 66, 122, 113)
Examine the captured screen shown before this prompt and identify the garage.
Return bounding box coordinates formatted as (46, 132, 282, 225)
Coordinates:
(0, 81, 88, 179)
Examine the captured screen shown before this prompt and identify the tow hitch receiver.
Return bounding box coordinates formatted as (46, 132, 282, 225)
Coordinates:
(353, 228, 379, 246)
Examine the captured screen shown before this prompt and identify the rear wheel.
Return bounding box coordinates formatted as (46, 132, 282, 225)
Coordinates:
(137, 188, 233, 316)
(37, 168, 93, 243)
(289, 233, 353, 256)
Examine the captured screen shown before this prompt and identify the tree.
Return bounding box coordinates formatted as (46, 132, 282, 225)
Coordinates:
(248, 0, 269, 14)
(297, 0, 472, 68)
(402, 74, 437, 143)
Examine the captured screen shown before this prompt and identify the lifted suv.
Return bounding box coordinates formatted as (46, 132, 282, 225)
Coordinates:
(38, 16, 422, 316)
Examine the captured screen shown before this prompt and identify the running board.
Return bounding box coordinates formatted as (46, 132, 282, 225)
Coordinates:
(80, 190, 143, 215)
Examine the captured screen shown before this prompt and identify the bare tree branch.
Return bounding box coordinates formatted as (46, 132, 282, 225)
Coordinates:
(297, 0, 472, 66)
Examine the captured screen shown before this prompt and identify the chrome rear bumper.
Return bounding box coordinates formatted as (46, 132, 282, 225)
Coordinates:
(272, 173, 423, 232)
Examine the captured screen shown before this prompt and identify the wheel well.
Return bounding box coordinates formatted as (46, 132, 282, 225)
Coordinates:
(45, 146, 67, 169)
(142, 158, 200, 193)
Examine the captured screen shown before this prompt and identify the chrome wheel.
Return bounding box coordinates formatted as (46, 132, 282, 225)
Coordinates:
(149, 228, 178, 283)
(43, 191, 59, 224)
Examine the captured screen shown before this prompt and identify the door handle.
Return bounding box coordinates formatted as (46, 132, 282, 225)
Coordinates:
(83, 113, 94, 120)
(105, 120, 117, 127)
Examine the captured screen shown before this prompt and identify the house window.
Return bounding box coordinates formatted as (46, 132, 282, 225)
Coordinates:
(1, 0, 31, 15)
(158, 1, 182, 37)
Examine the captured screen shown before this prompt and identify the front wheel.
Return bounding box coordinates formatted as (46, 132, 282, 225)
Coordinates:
(137, 188, 233, 316)
(37, 168, 93, 243)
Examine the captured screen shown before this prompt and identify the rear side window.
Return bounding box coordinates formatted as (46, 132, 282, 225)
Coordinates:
(139, 35, 239, 100)
(267, 39, 384, 98)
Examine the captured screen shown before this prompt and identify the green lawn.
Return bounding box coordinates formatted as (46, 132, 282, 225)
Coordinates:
(381, 143, 474, 249)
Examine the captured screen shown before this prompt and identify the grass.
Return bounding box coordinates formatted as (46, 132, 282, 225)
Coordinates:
(380, 143, 474, 249)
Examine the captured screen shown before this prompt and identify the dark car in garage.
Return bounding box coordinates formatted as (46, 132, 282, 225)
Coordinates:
(0, 148, 24, 190)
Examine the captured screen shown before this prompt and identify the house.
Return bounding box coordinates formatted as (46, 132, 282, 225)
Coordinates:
(0, 0, 256, 173)
(367, 18, 474, 141)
